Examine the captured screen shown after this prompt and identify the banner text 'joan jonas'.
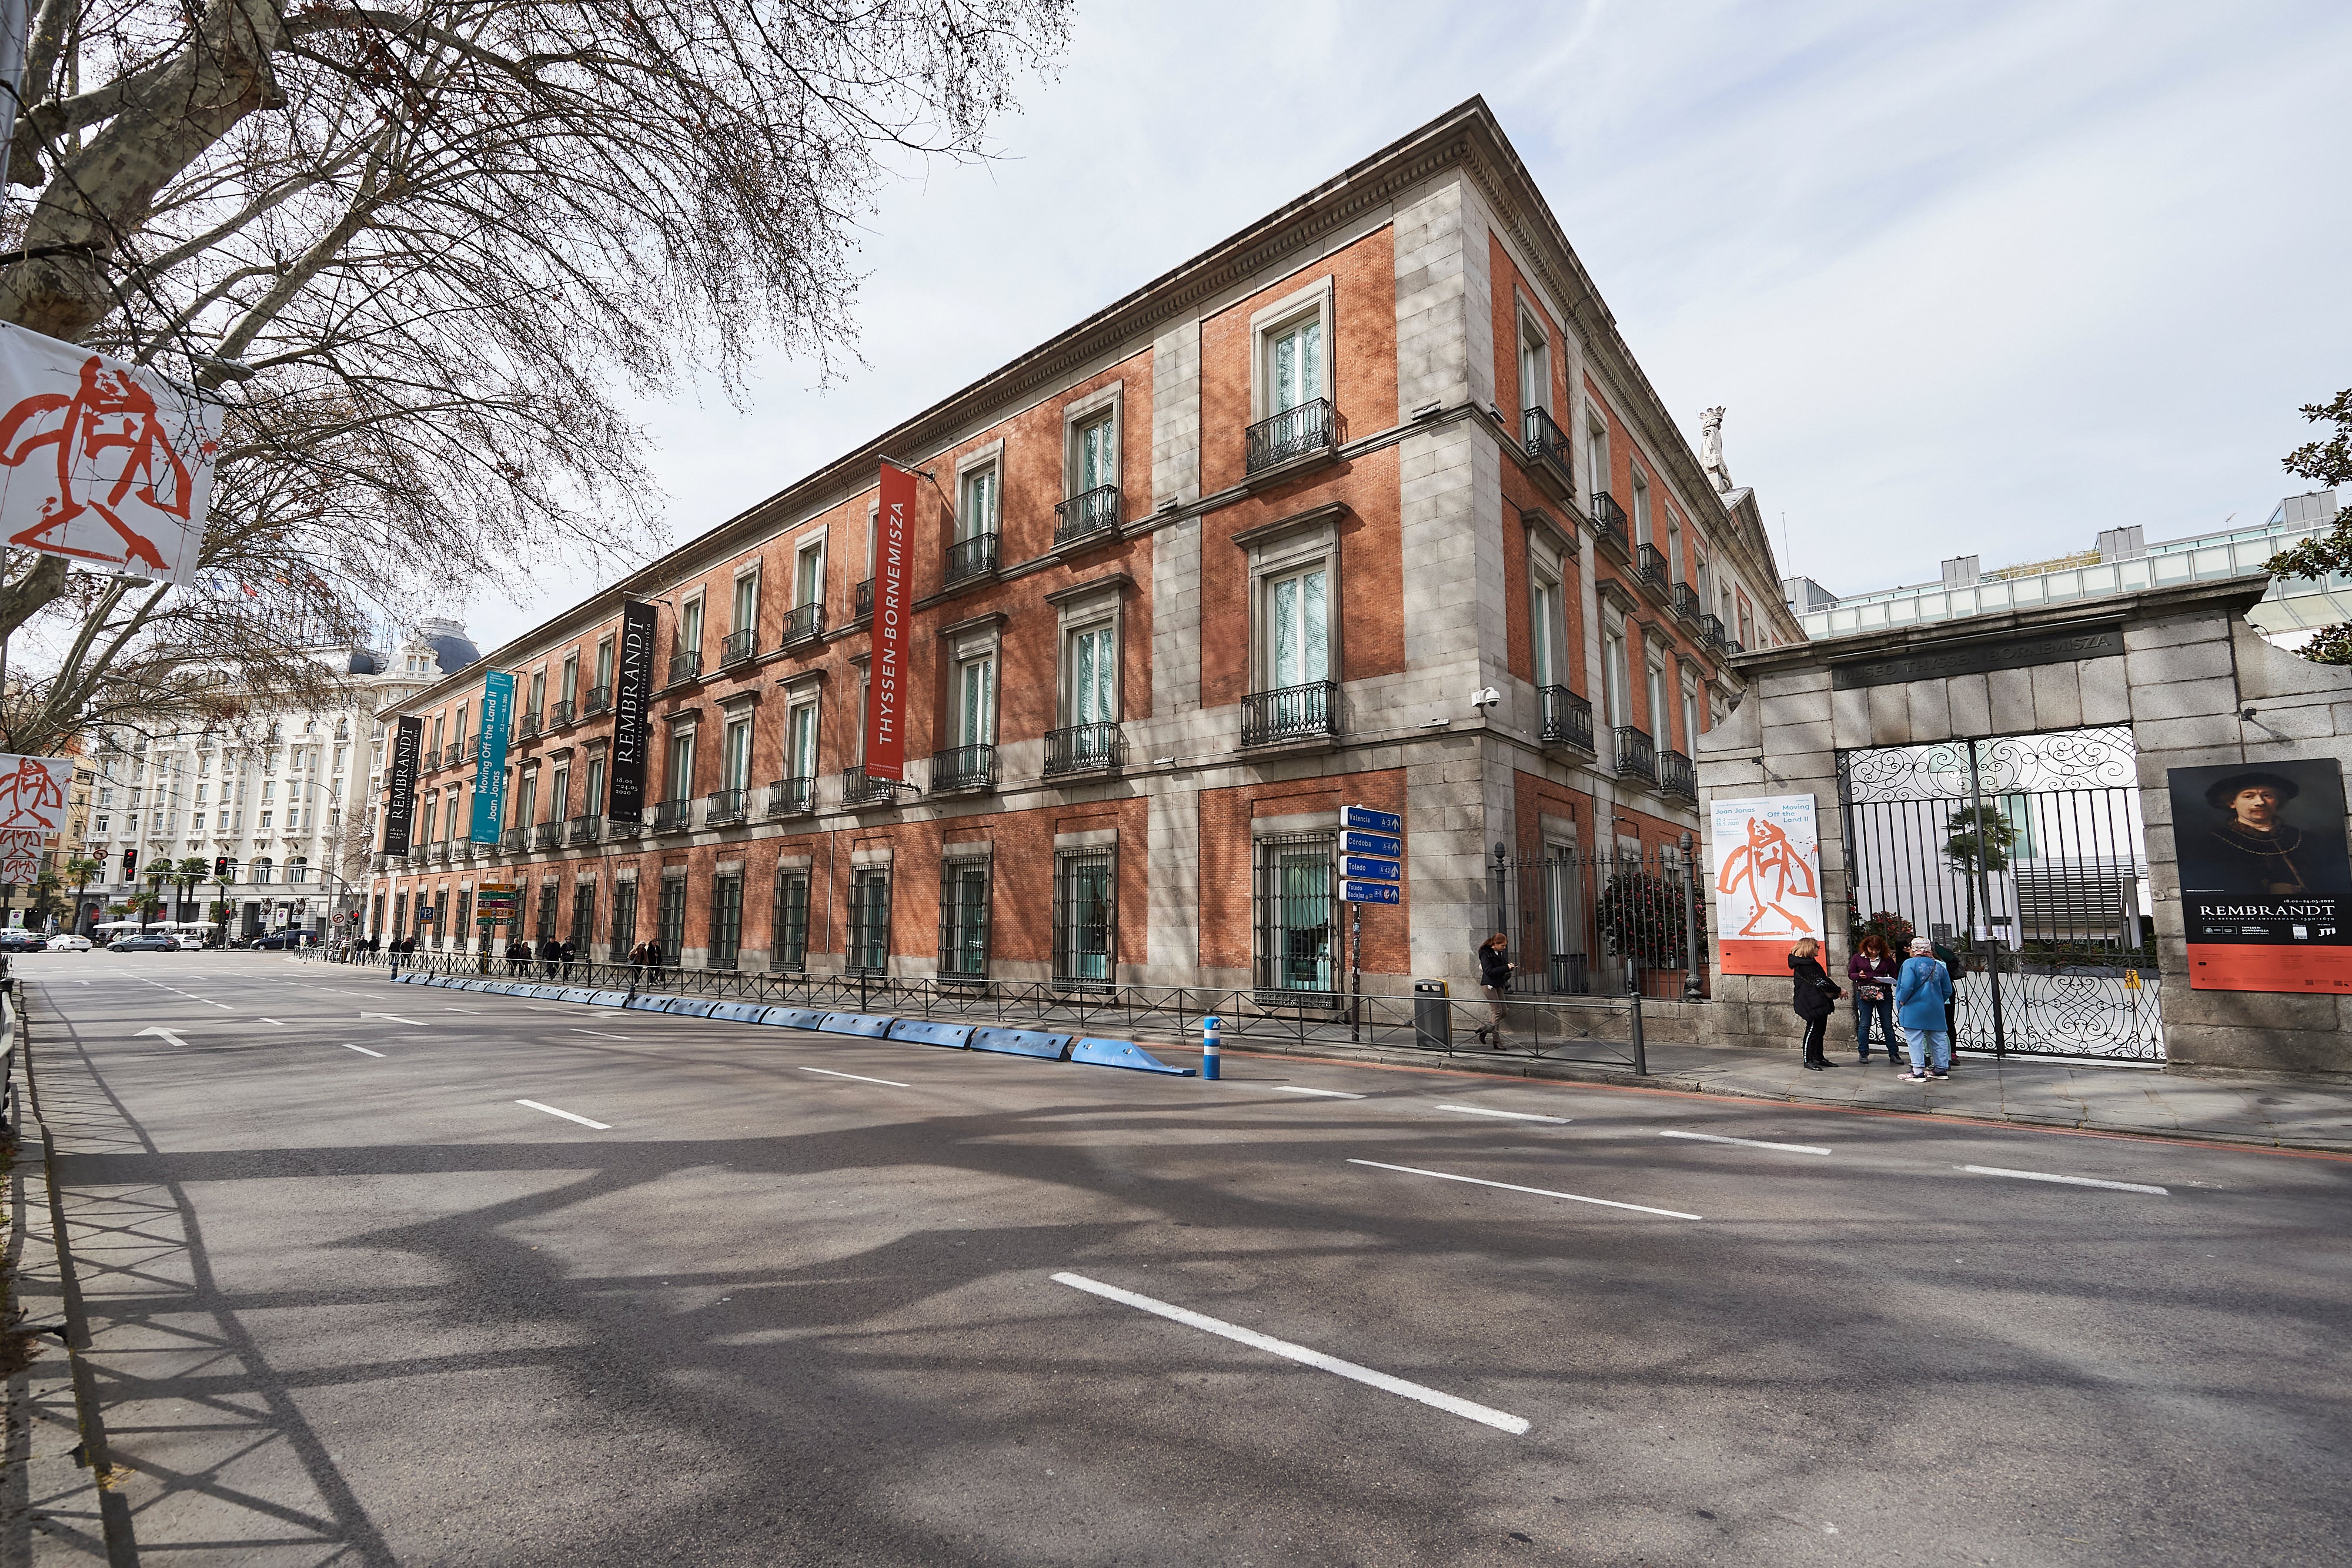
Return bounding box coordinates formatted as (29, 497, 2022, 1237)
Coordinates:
(861, 463, 915, 781)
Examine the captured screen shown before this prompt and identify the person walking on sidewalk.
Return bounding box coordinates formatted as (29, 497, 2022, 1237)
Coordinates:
(1789, 937, 1842, 1071)
(1475, 934, 1514, 1047)
(1847, 934, 1900, 1064)
(1895, 937, 1956, 1081)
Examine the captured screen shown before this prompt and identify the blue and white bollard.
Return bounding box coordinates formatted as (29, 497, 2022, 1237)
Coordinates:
(1201, 1014, 1221, 1080)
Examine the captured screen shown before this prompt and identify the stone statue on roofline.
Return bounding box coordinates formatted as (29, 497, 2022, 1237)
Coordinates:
(1700, 406, 1733, 494)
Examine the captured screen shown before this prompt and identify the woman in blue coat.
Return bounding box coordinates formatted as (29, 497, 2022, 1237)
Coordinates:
(1892, 936, 1955, 1081)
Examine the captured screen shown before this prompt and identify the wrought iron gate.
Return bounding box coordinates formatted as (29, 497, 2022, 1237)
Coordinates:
(1488, 846, 1707, 1001)
(1837, 724, 2163, 1061)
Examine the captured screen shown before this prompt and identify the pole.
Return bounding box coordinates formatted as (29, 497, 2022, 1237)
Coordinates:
(1201, 1014, 1220, 1081)
(1348, 901, 1361, 1043)
(1679, 830, 1703, 1001)
(1966, 740, 2008, 1058)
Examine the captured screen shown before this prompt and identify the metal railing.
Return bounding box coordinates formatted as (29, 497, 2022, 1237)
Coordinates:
(566, 814, 602, 845)
(1245, 397, 1335, 474)
(501, 827, 525, 850)
(1614, 724, 1656, 783)
(1539, 686, 1594, 751)
(855, 579, 874, 619)
(584, 684, 612, 716)
(667, 650, 702, 686)
(515, 710, 542, 740)
(766, 775, 815, 817)
(1045, 723, 1123, 775)
(465, 735, 481, 761)
(721, 627, 758, 667)
(323, 949, 1648, 1071)
(1242, 680, 1338, 746)
(945, 531, 998, 586)
(841, 767, 901, 808)
(532, 821, 562, 850)
(930, 744, 995, 792)
(1673, 583, 1702, 621)
(1521, 406, 1574, 492)
(652, 797, 693, 832)
(1054, 485, 1119, 546)
(779, 601, 823, 646)
(1636, 543, 1669, 591)
(1659, 749, 1697, 800)
(551, 697, 575, 728)
(442, 743, 461, 768)
(704, 788, 747, 825)
(1589, 491, 1628, 549)
(1699, 613, 1726, 650)
(606, 817, 642, 839)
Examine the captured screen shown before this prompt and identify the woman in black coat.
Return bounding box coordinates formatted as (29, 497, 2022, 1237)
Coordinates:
(1788, 937, 1842, 1071)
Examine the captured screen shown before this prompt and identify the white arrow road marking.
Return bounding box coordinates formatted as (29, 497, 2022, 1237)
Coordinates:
(1348, 1159, 1702, 1221)
(135, 1026, 191, 1048)
(1434, 1102, 1570, 1125)
(1961, 1164, 2169, 1196)
(1661, 1129, 1832, 1156)
(359, 1012, 429, 1027)
(341, 1044, 386, 1058)
(1052, 1272, 1528, 1435)
(516, 1099, 611, 1131)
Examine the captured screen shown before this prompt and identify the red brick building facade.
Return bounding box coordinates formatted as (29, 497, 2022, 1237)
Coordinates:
(367, 101, 1803, 996)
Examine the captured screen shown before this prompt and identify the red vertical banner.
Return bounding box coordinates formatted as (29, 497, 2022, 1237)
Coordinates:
(861, 462, 916, 781)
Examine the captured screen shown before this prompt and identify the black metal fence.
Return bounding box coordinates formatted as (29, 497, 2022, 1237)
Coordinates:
(1486, 845, 1708, 1002)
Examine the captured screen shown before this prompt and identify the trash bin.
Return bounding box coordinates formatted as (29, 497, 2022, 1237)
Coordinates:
(1414, 979, 1449, 1051)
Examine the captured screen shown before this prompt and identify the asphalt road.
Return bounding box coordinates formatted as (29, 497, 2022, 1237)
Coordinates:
(13, 952, 2351, 1567)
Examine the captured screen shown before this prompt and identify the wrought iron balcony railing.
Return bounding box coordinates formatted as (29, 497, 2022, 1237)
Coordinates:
(1613, 724, 1656, 783)
(930, 744, 995, 793)
(550, 697, 575, 728)
(1538, 686, 1594, 751)
(667, 650, 701, 686)
(704, 787, 747, 826)
(604, 817, 640, 839)
(1673, 583, 1702, 621)
(584, 684, 612, 716)
(944, 531, 998, 586)
(855, 578, 874, 619)
(841, 766, 901, 808)
(779, 601, 823, 646)
(500, 827, 525, 851)
(1699, 613, 1727, 651)
(1044, 722, 1124, 775)
(1659, 749, 1698, 801)
(652, 797, 693, 832)
(1241, 680, 1338, 747)
(531, 821, 562, 850)
(1054, 485, 1120, 546)
(1245, 397, 1335, 475)
(566, 814, 602, 845)
(765, 775, 815, 817)
(1521, 406, 1575, 494)
(466, 735, 480, 760)
(721, 628, 758, 667)
(515, 710, 542, 740)
(1589, 491, 1629, 550)
(423, 842, 446, 863)
(1635, 543, 1669, 592)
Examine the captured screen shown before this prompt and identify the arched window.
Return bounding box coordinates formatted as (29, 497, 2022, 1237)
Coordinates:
(252, 858, 274, 885)
(286, 857, 309, 884)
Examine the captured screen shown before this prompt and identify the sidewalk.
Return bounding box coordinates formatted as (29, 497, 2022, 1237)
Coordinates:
(1204, 1033, 2352, 1155)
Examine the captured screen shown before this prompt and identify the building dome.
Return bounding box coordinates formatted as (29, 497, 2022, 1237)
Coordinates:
(411, 617, 479, 674)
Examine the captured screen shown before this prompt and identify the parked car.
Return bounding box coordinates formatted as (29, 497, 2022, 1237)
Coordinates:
(107, 935, 175, 952)
(0, 930, 48, 953)
(45, 934, 92, 952)
(248, 930, 312, 950)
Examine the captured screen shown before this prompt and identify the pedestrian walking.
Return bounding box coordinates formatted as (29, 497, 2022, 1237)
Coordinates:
(1847, 934, 1900, 1064)
(1931, 933, 1964, 1047)
(539, 935, 559, 978)
(559, 939, 577, 981)
(1474, 933, 1514, 1047)
(1895, 937, 1956, 1081)
(1788, 937, 1842, 1071)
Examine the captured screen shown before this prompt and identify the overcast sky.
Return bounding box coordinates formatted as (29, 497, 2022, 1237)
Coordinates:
(462, 0, 2351, 651)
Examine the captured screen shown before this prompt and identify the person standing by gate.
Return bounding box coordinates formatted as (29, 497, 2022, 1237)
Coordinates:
(1931, 932, 1964, 1051)
(1788, 938, 1842, 1070)
(1475, 934, 1514, 1047)
(1895, 937, 1956, 1081)
(1847, 934, 1900, 1064)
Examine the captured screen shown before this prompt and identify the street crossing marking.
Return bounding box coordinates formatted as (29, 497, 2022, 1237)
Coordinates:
(1961, 1164, 2167, 1196)
(341, 1044, 386, 1058)
(259, 1018, 286, 1026)
(569, 1028, 632, 1040)
(1276, 1086, 1365, 1099)
(1348, 1158, 1701, 1221)
(797, 1066, 911, 1088)
(1434, 1103, 1570, 1125)
(516, 1099, 611, 1131)
(1051, 1271, 1527, 1435)
(1661, 1129, 1832, 1156)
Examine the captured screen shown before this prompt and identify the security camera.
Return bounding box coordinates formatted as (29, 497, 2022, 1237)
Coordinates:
(1470, 686, 1502, 712)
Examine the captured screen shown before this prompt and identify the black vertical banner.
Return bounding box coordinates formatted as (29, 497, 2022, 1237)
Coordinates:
(382, 716, 422, 855)
(607, 599, 657, 823)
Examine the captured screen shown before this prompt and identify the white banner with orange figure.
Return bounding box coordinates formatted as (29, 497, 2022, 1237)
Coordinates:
(0, 752, 74, 885)
(1710, 794, 1825, 977)
(0, 321, 221, 586)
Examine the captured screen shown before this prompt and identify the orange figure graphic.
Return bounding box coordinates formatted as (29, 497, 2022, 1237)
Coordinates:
(0, 755, 64, 830)
(1716, 814, 1819, 936)
(0, 355, 204, 574)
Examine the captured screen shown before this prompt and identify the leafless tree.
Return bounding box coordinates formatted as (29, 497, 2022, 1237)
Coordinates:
(0, 0, 1071, 754)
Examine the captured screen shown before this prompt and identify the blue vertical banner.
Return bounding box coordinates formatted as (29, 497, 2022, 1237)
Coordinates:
(469, 670, 514, 843)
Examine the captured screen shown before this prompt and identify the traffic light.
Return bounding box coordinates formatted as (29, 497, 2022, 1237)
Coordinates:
(121, 847, 136, 878)
(213, 855, 230, 879)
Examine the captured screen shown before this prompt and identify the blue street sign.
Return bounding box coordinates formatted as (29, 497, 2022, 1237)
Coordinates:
(1341, 804, 1401, 835)
(1340, 830, 1401, 858)
(1342, 881, 1401, 905)
(1343, 856, 1400, 881)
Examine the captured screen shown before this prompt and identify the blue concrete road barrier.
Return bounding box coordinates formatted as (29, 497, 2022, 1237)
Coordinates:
(886, 1018, 973, 1049)
(968, 1027, 1073, 1061)
(1068, 1037, 1195, 1076)
(759, 1006, 831, 1030)
(583, 989, 630, 1007)
(710, 1001, 770, 1024)
(623, 993, 678, 1012)
(819, 1012, 893, 1038)
(663, 997, 720, 1017)
(558, 987, 601, 1004)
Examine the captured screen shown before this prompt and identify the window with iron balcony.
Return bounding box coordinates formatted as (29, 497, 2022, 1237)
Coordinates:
(720, 627, 757, 667)
(583, 684, 612, 716)
(704, 788, 747, 825)
(1635, 543, 1669, 595)
(1245, 397, 1335, 475)
(667, 650, 702, 686)
(778, 600, 824, 646)
(1520, 406, 1575, 501)
(1613, 724, 1656, 783)
(652, 797, 693, 831)
(532, 821, 562, 850)
(566, 814, 602, 845)
(1588, 492, 1629, 551)
(550, 697, 574, 728)
(1539, 687, 1593, 752)
(1054, 485, 1119, 547)
(841, 766, 901, 808)
(931, 744, 995, 794)
(1672, 583, 1702, 622)
(766, 775, 815, 817)
(1659, 750, 1697, 801)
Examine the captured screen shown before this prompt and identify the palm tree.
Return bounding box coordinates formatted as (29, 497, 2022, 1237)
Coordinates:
(65, 855, 101, 935)
(1944, 804, 2019, 940)
(30, 870, 61, 931)
(173, 857, 209, 922)
(212, 872, 236, 944)
(140, 868, 171, 931)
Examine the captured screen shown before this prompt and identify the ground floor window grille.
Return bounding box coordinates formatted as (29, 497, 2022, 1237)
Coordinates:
(771, 872, 810, 972)
(710, 874, 743, 969)
(847, 868, 891, 974)
(939, 860, 991, 978)
(1053, 850, 1115, 989)
(394, 891, 408, 940)
(570, 885, 595, 951)
(455, 891, 473, 949)
(612, 881, 638, 955)
(370, 893, 384, 934)
(657, 876, 687, 965)
(1541, 848, 1589, 994)
(1254, 833, 1336, 999)
(537, 882, 559, 940)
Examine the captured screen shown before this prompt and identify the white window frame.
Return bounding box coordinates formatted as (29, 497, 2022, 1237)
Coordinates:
(954, 439, 1005, 544)
(1645, 656, 1668, 742)
(1239, 509, 1342, 697)
(794, 532, 826, 608)
(1517, 305, 1552, 417)
(721, 713, 753, 792)
(665, 725, 696, 803)
(730, 562, 761, 635)
(1062, 380, 1124, 500)
(1632, 470, 1652, 549)
(946, 620, 1002, 751)
(784, 696, 820, 781)
(1583, 414, 1611, 504)
(677, 591, 705, 664)
(1602, 622, 1629, 729)
(1248, 276, 1336, 424)
(1529, 560, 1566, 690)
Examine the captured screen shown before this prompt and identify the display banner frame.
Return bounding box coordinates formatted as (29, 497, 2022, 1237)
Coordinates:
(861, 462, 915, 782)
(468, 669, 514, 842)
(607, 598, 657, 822)
(1710, 794, 1826, 977)
(382, 716, 422, 857)
(0, 752, 73, 884)
(2169, 757, 2352, 994)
